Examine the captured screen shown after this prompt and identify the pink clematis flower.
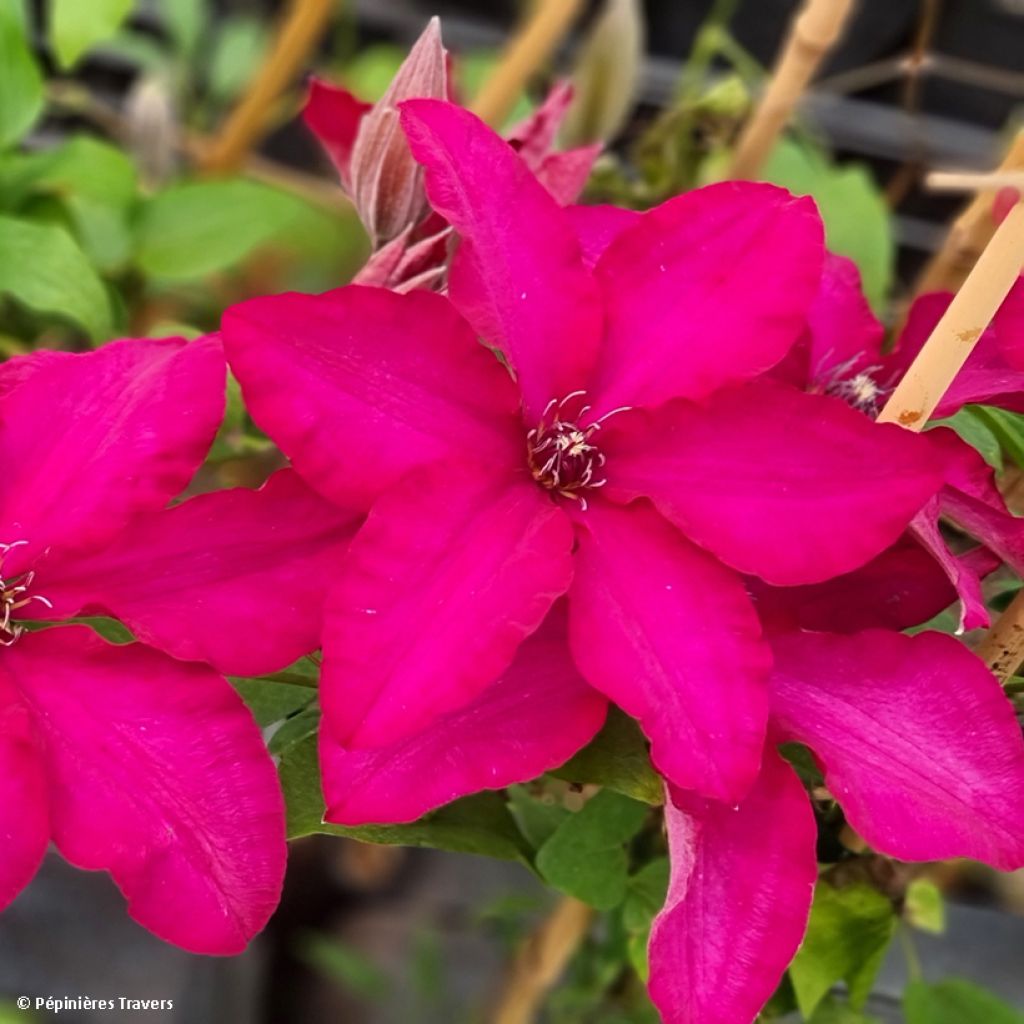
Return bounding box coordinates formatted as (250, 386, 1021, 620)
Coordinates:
(648, 626, 1024, 1024)
(304, 20, 598, 291)
(0, 337, 360, 954)
(767, 255, 1024, 631)
(222, 98, 944, 810)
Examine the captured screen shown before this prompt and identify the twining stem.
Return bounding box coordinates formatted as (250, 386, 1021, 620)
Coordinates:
(876, 201, 1024, 429)
(727, 0, 857, 181)
(470, 0, 585, 128)
(913, 130, 1024, 295)
(491, 896, 594, 1024)
(201, 0, 335, 173)
(926, 170, 1024, 193)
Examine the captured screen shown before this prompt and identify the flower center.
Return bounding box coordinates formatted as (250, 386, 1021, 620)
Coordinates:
(0, 541, 52, 647)
(824, 369, 885, 417)
(526, 392, 624, 509)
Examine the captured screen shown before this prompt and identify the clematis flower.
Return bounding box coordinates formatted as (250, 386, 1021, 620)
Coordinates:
(304, 19, 598, 290)
(768, 255, 1024, 631)
(648, 626, 1024, 1024)
(222, 98, 943, 810)
(0, 337, 360, 953)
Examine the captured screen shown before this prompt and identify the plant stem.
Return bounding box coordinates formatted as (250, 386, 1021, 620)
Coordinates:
(978, 589, 1024, 682)
(202, 0, 335, 173)
(470, 0, 585, 128)
(876, 200, 1024, 429)
(727, 0, 857, 181)
(491, 895, 593, 1024)
(913, 129, 1024, 295)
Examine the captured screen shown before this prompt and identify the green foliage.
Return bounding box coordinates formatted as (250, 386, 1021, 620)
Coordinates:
(621, 856, 669, 981)
(933, 407, 1003, 470)
(279, 733, 532, 863)
(207, 17, 270, 103)
(789, 881, 897, 1017)
(134, 179, 308, 280)
(0, 5, 43, 148)
(969, 405, 1024, 471)
(806, 995, 881, 1023)
(50, 0, 135, 69)
(535, 790, 650, 909)
(551, 707, 664, 805)
(507, 784, 571, 849)
(763, 138, 893, 312)
(0, 214, 111, 338)
(297, 932, 390, 1001)
(903, 979, 1024, 1024)
(230, 675, 316, 729)
(903, 878, 945, 934)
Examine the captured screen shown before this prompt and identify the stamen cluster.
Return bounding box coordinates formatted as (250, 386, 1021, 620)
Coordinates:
(0, 541, 51, 646)
(526, 392, 609, 508)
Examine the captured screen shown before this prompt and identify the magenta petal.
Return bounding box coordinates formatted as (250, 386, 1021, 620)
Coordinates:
(223, 285, 522, 508)
(940, 486, 1024, 579)
(34, 470, 360, 676)
(770, 629, 1024, 869)
(750, 533, 964, 634)
(320, 462, 574, 749)
(568, 499, 769, 802)
(994, 276, 1024, 370)
(588, 181, 824, 412)
(603, 381, 944, 584)
(0, 336, 224, 564)
(400, 99, 603, 418)
(10, 627, 285, 952)
(0, 675, 49, 910)
(302, 77, 371, 187)
(648, 751, 817, 1024)
(534, 146, 601, 205)
(565, 204, 642, 269)
(322, 610, 607, 825)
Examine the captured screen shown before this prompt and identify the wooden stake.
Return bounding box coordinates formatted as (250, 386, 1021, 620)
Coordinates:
(491, 896, 593, 1024)
(470, 0, 585, 128)
(727, 0, 857, 181)
(977, 590, 1024, 683)
(202, 0, 334, 174)
(913, 130, 1024, 296)
(876, 201, 1024, 429)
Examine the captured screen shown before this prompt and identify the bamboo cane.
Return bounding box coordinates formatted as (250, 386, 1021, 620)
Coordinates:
(470, 0, 585, 128)
(202, 0, 334, 173)
(491, 896, 594, 1024)
(727, 0, 857, 181)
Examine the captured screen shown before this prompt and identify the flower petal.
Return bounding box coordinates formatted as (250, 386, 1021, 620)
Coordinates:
(770, 629, 1024, 869)
(400, 98, 603, 418)
(0, 337, 224, 565)
(588, 181, 824, 412)
(564, 204, 641, 269)
(602, 381, 944, 584)
(302, 77, 371, 188)
(320, 462, 574, 749)
(9, 626, 286, 952)
(32, 470, 360, 677)
(994, 276, 1024, 370)
(0, 674, 49, 910)
(222, 285, 522, 508)
(322, 608, 607, 825)
(568, 499, 769, 802)
(891, 292, 1024, 417)
(749, 533, 964, 634)
(648, 751, 817, 1024)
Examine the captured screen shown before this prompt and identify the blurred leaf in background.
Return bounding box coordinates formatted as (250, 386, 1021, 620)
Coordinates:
(904, 979, 1024, 1024)
(50, 0, 133, 69)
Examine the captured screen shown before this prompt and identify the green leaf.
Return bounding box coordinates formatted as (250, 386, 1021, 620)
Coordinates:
(807, 995, 881, 1023)
(297, 932, 390, 1001)
(230, 676, 316, 729)
(0, 4, 43, 148)
(507, 784, 571, 850)
(763, 138, 893, 312)
(932, 407, 1003, 470)
(621, 856, 670, 982)
(208, 17, 270, 103)
(904, 979, 1024, 1024)
(789, 882, 896, 1016)
(969, 405, 1024, 471)
(133, 179, 305, 280)
(535, 790, 650, 909)
(551, 707, 663, 805)
(156, 0, 204, 58)
(0, 214, 111, 338)
(279, 733, 532, 863)
(51, 0, 135, 69)
(903, 878, 945, 934)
